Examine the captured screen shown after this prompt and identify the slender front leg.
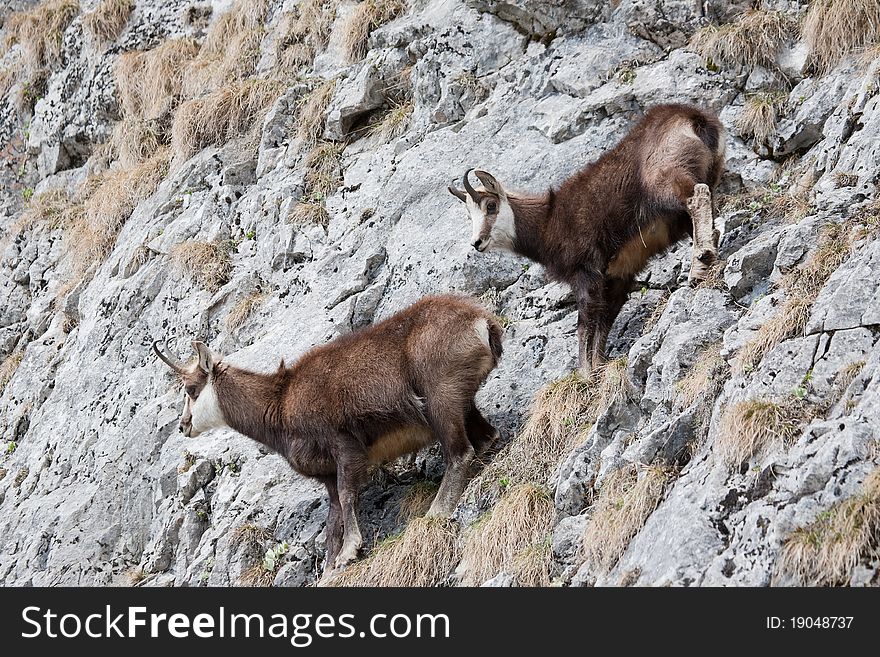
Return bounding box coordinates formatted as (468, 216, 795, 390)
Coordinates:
(574, 271, 605, 380)
(333, 453, 367, 569)
(687, 183, 719, 284)
(318, 478, 343, 582)
(426, 405, 475, 517)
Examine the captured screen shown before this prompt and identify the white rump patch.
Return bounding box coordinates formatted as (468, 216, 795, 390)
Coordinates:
(191, 381, 227, 434)
(474, 318, 491, 350)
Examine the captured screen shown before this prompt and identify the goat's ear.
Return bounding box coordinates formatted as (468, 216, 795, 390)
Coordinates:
(474, 170, 502, 195)
(192, 341, 218, 374)
(448, 185, 467, 202)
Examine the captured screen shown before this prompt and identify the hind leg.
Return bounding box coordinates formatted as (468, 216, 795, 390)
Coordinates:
(686, 183, 719, 284)
(426, 399, 475, 517)
(574, 270, 605, 380)
(465, 402, 499, 456)
(591, 277, 630, 372)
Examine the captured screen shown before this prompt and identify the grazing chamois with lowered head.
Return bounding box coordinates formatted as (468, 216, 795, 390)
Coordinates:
(154, 295, 502, 581)
(449, 103, 725, 378)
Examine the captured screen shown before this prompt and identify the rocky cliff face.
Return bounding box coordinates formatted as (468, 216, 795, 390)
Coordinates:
(0, 0, 878, 587)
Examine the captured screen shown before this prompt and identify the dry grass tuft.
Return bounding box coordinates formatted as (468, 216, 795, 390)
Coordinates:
(115, 38, 201, 121)
(676, 342, 727, 447)
(1, 0, 80, 76)
(329, 516, 458, 587)
(296, 78, 336, 146)
(290, 140, 344, 231)
(835, 360, 867, 395)
(226, 291, 267, 331)
(369, 99, 413, 141)
(580, 464, 673, 574)
(83, 0, 132, 44)
(341, 0, 407, 63)
(9, 188, 74, 236)
(737, 92, 785, 145)
(481, 373, 593, 489)
(122, 568, 146, 586)
(108, 118, 162, 168)
(472, 363, 632, 494)
(676, 342, 726, 411)
(232, 523, 277, 587)
(689, 9, 796, 71)
(834, 172, 860, 188)
(716, 398, 815, 468)
(181, 0, 268, 98)
(303, 141, 344, 197)
(459, 483, 555, 586)
(851, 199, 880, 243)
(509, 539, 553, 587)
(67, 149, 170, 275)
(0, 63, 19, 99)
(721, 183, 814, 225)
(171, 240, 233, 293)
(276, 0, 338, 71)
(778, 468, 880, 585)
(804, 0, 880, 74)
(737, 222, 851, 373)
(595, 357, 633, 411)
(289, 200, 330, 229)
(232, 523, 273, 553)
(171, 78, 284, 164)
(240, 564, 275, 587)
(0, 351, 24, 395)
(398, 480, 440, 522)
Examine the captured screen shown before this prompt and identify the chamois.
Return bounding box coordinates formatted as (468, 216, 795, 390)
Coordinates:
(449, 103, 725, 378)
(154, 295, 502, 580)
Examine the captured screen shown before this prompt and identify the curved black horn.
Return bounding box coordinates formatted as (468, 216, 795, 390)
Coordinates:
(153, 340, 186, 374)
(462, 168, 480, 203)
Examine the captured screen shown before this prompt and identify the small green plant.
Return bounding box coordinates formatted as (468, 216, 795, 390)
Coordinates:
(263, 541, 289, 571)
(198, 557, 215, 585)
(245, 229, 256, 240)
(5, 441, 17, 455)
(21, 187, 34, 202)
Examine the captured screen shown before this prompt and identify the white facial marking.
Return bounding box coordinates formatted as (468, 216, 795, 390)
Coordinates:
(466, 193, 517, 253)
(190, 381, 227, 435)
(466, 195, 484, 245)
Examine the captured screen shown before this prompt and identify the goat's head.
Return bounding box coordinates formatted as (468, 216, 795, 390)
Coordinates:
(153, 340, 228, 438)
(448, 169, 516, 252)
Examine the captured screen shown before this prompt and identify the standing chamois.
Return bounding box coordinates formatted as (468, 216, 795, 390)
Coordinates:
(154, 295, 503, 581)
(449, 103, 725, 378)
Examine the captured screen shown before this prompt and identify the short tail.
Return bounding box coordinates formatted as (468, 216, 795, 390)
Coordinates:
(487, 317, 504, 365)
